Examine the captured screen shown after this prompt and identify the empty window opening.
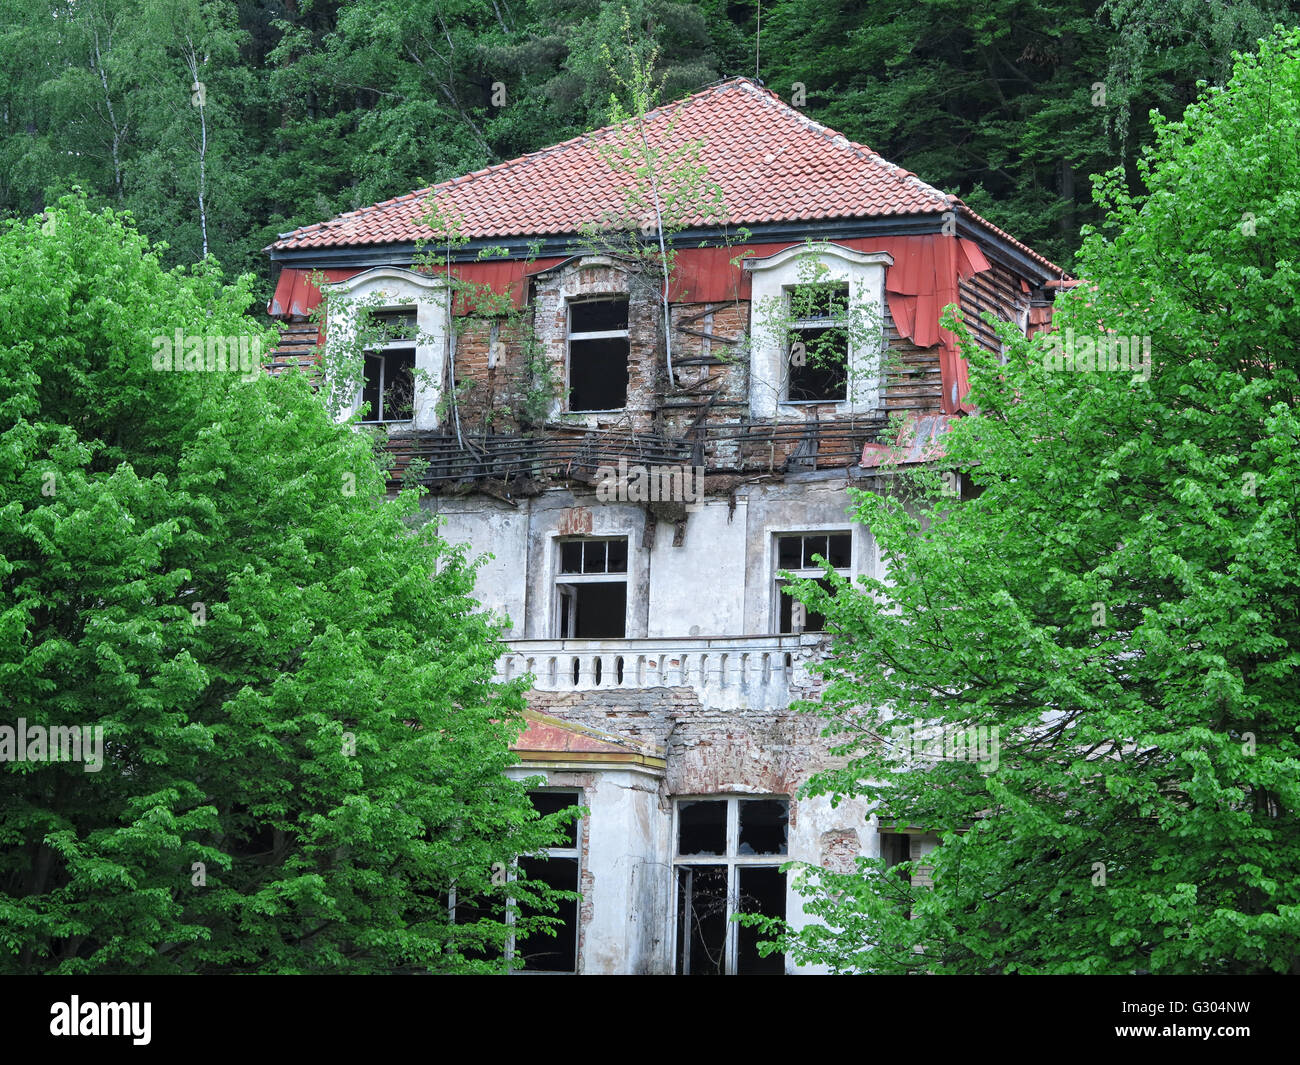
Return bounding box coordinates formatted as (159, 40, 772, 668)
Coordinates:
(881, 830, 911, 875)
(674, 797, 789, 975)
(879, 829, 934, 920)
(738, 798, 788, 855)
(451, 791, 582, 972)
(556, 537, 628, 639)
(513, 851, 580, 971)
(360, 307, 417, 423)
(786, 283, 849, 403)
(568, 298, 629, 411)
(735, 866, 786, 975)
(775, 532, 852, 634)
(676, 864, 727, 975)
(514, 790, 582, 973)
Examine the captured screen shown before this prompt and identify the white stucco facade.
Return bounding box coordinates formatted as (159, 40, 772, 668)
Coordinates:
(440, 475, 900, 974)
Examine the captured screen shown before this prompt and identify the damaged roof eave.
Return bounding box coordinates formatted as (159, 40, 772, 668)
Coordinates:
(263, 214, 954, 268)
(509, 709, 666, 775)
(512, 752, 667, 775)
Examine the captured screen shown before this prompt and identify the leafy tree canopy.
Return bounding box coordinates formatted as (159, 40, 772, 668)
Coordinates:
(0, 195, 570, 973)
(3, 0, 1296, 284)
(768, 29, 1300, 975)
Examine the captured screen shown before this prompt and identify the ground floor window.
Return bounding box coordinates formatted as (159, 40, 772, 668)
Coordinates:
(880, 829, 935, 919)
(673, 796, 788, 975)
(513, 790, 581, 972)
(449, 789, 582, 973)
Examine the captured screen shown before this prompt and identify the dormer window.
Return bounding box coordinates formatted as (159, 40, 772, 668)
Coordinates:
(744, 244, 893, 419)
(360, 308, 417, 423)
(321, 268, 449, 431)
(567, 298, 629, 412)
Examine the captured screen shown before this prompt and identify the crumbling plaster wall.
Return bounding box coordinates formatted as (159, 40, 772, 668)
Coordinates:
(425, 476, 877, 640)
(527, 687, 877, 974)
(425, 450, 889, 974)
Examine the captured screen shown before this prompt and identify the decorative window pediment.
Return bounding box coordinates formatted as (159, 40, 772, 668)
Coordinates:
(322, 267, 450, 430)
(744, 243, 893, 419)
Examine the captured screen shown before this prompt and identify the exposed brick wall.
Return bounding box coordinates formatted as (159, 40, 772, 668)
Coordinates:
(271, 253, 980, 486)
(530, 257, 663, 434)
(270, 255, 1034, 438)
(444, 317, 534, 432)
(820, 829, 862, 873)
(525, 686, 835, 803)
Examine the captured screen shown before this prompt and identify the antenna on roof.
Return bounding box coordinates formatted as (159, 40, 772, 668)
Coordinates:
(755, 0, 761, 80)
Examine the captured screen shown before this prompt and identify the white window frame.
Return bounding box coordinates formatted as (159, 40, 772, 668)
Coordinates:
(772, 529, 853, 634)
(744, 243, 893, 419)
(553, 536, 629, 639)
(670, 795, 789, 976)
(565, 296, 630, 413)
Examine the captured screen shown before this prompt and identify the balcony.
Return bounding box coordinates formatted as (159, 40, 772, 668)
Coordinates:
(496, 633, 827, 710)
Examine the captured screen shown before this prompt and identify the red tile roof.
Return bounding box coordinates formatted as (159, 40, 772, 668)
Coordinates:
(269, 77, 958, 252)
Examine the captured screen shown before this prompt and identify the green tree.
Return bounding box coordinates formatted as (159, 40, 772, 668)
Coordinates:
(0, 195, 572, 973)
(764, 30, 1300, 975)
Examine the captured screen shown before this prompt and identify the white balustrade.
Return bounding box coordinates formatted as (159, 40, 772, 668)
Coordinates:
(493, 634, 822, 710)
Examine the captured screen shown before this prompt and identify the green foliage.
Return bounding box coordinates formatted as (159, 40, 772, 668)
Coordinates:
(0, 195, 574, 973)
(755, 0, 1298, 268)
(764, 32, 1300, 975)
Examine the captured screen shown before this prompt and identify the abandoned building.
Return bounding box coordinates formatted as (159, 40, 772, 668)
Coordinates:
(264, 77, 1066, 974)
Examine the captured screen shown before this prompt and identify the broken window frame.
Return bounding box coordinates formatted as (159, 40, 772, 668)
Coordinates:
(510, 789, 582, 973)
(359, 306, 418, 424)
(554, 536, 629, 639)
(565, 297, 630, 412)
(783, 282, 850, 404)
(773, 530, 853, 634)
(671, 796, 790, 975)
(447, 789, 583, 973)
